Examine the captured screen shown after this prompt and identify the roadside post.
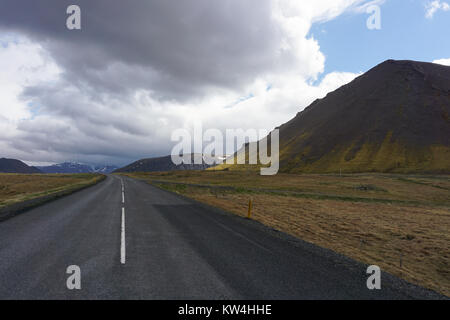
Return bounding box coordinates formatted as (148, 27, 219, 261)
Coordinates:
(247, 198, 253, 219)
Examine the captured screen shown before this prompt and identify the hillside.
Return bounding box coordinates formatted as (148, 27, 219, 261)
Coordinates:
(218, 60, 450, 174)
(114, 154, 223, 173)
(278, 60, 450, 173)
(0, 158, 41, 174)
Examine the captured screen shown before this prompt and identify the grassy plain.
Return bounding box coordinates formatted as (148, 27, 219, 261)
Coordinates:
(0, 173, 105, 209)
(120, 170, 450, 296)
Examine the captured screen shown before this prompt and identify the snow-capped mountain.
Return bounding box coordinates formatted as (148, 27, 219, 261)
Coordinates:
(37, 162, 118, 174)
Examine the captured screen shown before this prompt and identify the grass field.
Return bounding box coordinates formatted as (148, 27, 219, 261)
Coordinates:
(120, 171, 450, 296)
(0, 173, 105, 209)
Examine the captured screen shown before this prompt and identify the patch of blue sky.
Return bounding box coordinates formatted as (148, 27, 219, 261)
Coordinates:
(27, 101, 42, 120)
(224, 93, 255, 109)
(309, 0, 450, 79)
(0, 32, 21, 48)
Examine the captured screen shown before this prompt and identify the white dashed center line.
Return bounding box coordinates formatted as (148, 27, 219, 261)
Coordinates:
(120, 178, 126, 265)
(121, 206, 126, 264)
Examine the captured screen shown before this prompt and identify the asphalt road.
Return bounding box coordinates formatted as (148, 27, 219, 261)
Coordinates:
(0, 175, 442, 299)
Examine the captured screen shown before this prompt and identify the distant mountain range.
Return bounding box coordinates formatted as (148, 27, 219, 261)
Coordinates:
(0, 158, 41, 174)
(0, 155, 221, 175)
(114, 154, 225, 173)
(37, 162, 118, 174)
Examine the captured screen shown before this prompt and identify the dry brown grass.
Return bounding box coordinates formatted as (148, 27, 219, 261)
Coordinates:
(0, 173, 104, 208)
(123, 171, 450, 205)
(121, 171, 450, 296)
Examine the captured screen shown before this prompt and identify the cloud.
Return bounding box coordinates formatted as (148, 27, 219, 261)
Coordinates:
(433, 58, 450, 66)
(425, 0, 450, 19)
(0, 1, 373, 165)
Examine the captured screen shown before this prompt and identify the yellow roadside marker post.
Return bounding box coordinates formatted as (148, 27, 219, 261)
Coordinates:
(247, 198, 253, 219)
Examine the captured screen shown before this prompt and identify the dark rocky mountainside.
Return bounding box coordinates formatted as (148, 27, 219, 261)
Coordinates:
(114, 154, 221, 173)
(276, 60, 450, 173)
(0, 158, 42, 174)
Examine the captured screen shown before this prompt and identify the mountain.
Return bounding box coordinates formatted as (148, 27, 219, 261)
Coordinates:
(92, 165, 119, 174)
(114, 154, 223, 173)
(220, 60, 450, 174)
(37, 162, 118, 174)
(275, 60, 450, 173)
(0, 158, 42, 174)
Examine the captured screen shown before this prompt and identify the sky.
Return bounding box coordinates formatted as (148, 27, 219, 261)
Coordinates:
(0, 0, 449, 166)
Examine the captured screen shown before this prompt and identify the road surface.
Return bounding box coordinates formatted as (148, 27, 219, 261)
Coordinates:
(0, 175, 441, 299)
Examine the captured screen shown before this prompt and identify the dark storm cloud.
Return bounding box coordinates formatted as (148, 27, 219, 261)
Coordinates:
(0, 0, 282, 101)
(5, 0, 351, 166)
(0, 0, 292, 165)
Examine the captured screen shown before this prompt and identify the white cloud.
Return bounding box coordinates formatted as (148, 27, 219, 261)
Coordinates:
(433, 58, 450, 66)
(425, 0, 450, 19)
(0, 37, 60, 122)
(0, 36, 60, 158)
(0, 1, 373, 165)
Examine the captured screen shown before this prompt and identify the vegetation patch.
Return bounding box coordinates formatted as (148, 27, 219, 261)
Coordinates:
(0, 173, 105, 209)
